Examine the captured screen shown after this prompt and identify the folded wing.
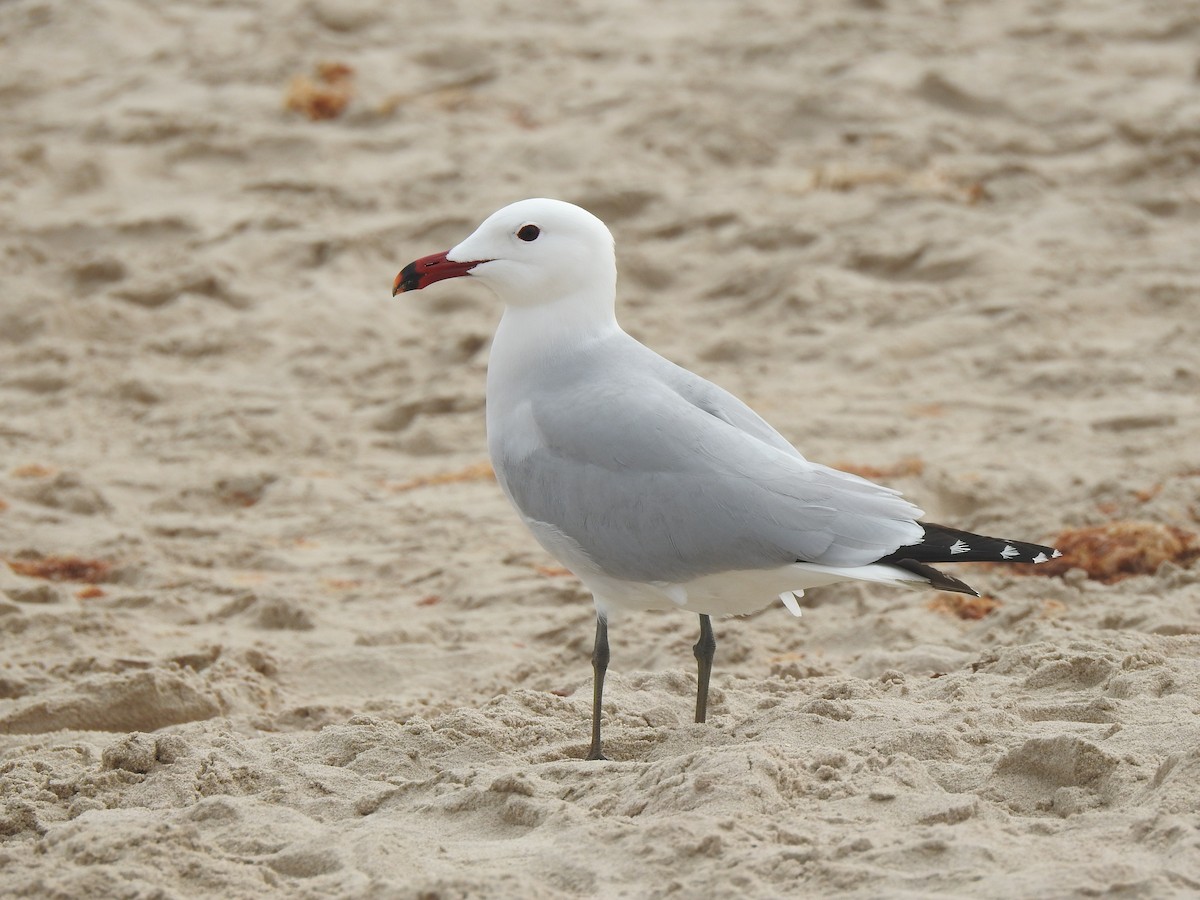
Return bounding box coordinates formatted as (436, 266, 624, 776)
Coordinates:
(491, 344, 924, 584)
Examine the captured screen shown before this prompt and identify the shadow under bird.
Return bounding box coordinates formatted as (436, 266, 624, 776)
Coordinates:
(392, 198, 1060, 761)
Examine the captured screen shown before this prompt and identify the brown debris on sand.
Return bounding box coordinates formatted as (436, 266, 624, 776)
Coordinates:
(927, 592, 1000, 620)
(6, 555, 112, 583)
(1023, 521, 1200, 583)
(284, 62, 355, 121)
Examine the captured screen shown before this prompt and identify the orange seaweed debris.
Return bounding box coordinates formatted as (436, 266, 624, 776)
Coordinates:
(416, 595, 441, 607)
(315, 61, 354, 83)
(0, 497, 7, 512)
(7, 555, 112, 583)
(76, 586, 106, 599)
(221, 489, 261, 507)
(1134, 483, 1163, 503)
(535, 565, 573, 578)
(387, 461, 495, 492)
(284, 61, 355, 121)
(1023, 521, 1200, 583)
(11, 463, 55, 478)
(835, 458, 925, 481)
(926, 593, 1000, 620)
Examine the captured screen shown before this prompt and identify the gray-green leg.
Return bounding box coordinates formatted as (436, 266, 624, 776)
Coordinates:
(587, 614, 610, 760)
(693, 614, 716, 724)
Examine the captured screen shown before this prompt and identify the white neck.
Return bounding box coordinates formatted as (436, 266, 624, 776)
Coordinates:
(487, 288, 622, 397)
(497, 279, 619, 350)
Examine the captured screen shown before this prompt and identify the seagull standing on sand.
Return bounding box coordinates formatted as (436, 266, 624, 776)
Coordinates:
(393, 198, 1059, 760)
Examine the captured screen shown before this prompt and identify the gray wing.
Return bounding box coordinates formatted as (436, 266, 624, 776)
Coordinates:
(490, 342, 924, 584)
(662, 357, 805, 459)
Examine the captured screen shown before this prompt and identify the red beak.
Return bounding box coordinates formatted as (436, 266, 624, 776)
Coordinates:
(392, 251, 489, 296)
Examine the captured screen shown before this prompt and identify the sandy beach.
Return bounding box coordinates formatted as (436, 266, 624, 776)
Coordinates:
(2, 0, 1199, 896)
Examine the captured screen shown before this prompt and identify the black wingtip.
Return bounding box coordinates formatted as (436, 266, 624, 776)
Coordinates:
(889, 558, 980, 596)
(883, 523, 1059, 566)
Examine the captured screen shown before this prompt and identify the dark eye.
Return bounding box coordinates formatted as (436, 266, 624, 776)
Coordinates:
(517, 224, 540, 242)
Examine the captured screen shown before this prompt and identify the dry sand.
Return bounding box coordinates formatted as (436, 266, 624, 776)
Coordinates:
(3, 0, 1200, 896)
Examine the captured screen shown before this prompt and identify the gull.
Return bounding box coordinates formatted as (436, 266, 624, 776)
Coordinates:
(393, 198, 1060, 760)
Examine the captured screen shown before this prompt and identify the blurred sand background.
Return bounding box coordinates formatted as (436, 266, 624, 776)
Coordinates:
(2, 0, 1200, 896)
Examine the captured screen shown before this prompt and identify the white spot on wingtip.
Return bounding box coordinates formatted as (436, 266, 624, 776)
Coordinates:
(780, 591, 803, 617)
(950, 540, 969, 554)
(1000, 544, 1019, 559)
(1033, 552, 1049, 564)
(1052, 549, 1062, 558)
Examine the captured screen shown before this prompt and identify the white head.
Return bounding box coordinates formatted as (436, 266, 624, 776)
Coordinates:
(393, 199, 617, 312)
